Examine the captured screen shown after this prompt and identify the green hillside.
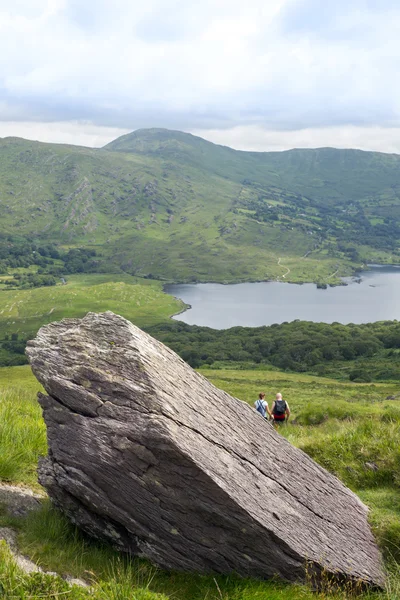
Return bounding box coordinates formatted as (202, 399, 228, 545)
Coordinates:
(105, 128, 400, 202)
(1, 129, 400, 283)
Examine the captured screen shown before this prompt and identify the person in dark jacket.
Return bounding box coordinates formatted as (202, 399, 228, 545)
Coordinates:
(271, 392, 290, 426)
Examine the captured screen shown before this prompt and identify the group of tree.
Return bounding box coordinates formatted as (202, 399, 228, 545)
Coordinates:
(0, 235, 101, 286)
(0, 333, 28, 367)
(147, 319, 400, 381)
(239, 188, 400, 255)
(2, 319, 400, 378)
(47, 248, 100, 275)
(3, 273, 57, 289)
(0, 237, 58, 272)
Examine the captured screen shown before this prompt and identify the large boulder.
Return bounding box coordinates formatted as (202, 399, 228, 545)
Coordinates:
(26, 312, 384, 588)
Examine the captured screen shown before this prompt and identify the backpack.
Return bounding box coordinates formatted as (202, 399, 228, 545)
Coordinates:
(255, 399, 265, 416)
(273, 399, 286, 416)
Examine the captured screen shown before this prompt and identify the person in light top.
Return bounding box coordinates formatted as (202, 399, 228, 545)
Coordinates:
(254, 392, 271, 419)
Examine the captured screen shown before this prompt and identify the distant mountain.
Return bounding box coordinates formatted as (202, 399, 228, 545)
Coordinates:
(105, 128, 400, 204)
(104, 127, 217, 154)
(0, 129, 399, 283)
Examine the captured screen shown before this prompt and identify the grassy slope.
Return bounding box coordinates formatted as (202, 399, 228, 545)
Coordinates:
(0, 366, 45, 486)
(0, 365, 399, 599)
(2, 130, 400, 283)
(0, 274, 184, 342)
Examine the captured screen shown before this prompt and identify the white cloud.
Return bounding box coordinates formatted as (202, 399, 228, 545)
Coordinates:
(0, 0, 400, 146)
(192, 124, 400, 154)
(0, 120, 129, 147)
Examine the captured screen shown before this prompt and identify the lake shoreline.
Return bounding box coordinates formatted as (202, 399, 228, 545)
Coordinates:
(161, 262, 400, 291)
(164, 265, 400, 329)
(163, 262, 400, 292)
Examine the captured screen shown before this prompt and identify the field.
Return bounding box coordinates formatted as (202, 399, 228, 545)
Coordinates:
(0, 273, 184, 342)
(0, 365, 399, 599)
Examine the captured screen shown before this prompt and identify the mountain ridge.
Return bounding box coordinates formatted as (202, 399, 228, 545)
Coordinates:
(104, 127, 400, 158)
(2, 127, 399, 158)
(1, 128, 400, 283)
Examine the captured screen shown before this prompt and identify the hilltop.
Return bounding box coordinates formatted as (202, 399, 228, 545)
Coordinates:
(1, 128, 400, 283)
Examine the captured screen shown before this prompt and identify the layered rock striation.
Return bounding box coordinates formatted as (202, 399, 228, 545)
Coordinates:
(26, 312, 384, 588)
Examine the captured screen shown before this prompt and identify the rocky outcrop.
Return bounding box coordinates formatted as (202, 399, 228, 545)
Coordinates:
(0, 484, 87, 587)
(26, 312, 384, 588)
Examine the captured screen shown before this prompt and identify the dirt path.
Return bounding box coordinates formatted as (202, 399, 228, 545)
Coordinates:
(328, 268, 339, 279)
(277, 257, 291, 279)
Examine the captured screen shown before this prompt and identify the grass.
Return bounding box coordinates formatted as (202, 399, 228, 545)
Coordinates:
(2, 508, 392, 600)
(0, 365, 399, 599)
(4, 534, 380, 600)
(0, 367, 45, 487)
(0, 541, 169, 600)
(0, 273, 184, 341)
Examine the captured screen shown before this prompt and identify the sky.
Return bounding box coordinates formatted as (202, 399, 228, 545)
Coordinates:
(1, 0, 400, 152)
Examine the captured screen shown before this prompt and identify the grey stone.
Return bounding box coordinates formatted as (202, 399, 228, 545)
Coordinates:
(365, 462, 379, 472)
(0, 485, 89, 587)
(0, 483, 43, 517)
(26, 312, 385, 588)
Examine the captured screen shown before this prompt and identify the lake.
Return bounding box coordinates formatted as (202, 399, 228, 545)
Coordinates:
(165, 265, 400, 329)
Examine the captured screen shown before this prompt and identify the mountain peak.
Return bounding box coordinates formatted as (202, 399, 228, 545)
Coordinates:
(103, 127, 214, 154)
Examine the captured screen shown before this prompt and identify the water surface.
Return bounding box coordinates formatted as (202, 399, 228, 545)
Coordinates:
(165, 265, 400, 329)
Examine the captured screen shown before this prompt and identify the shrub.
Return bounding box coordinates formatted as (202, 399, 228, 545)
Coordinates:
(349, 370, 372, 382)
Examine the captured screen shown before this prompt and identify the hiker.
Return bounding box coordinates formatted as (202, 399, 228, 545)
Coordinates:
(254, 392, 271, 419)
(271, 392, 290, 426)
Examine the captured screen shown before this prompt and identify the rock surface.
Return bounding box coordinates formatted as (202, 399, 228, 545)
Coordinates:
(0, 483, 43, 517)
(0, 484, 88, 587)
(27, 312, 384, 588)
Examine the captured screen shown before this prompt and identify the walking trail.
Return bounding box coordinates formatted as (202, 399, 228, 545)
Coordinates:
(327, 268, 339, 279)
(277, 257, 291, 279)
